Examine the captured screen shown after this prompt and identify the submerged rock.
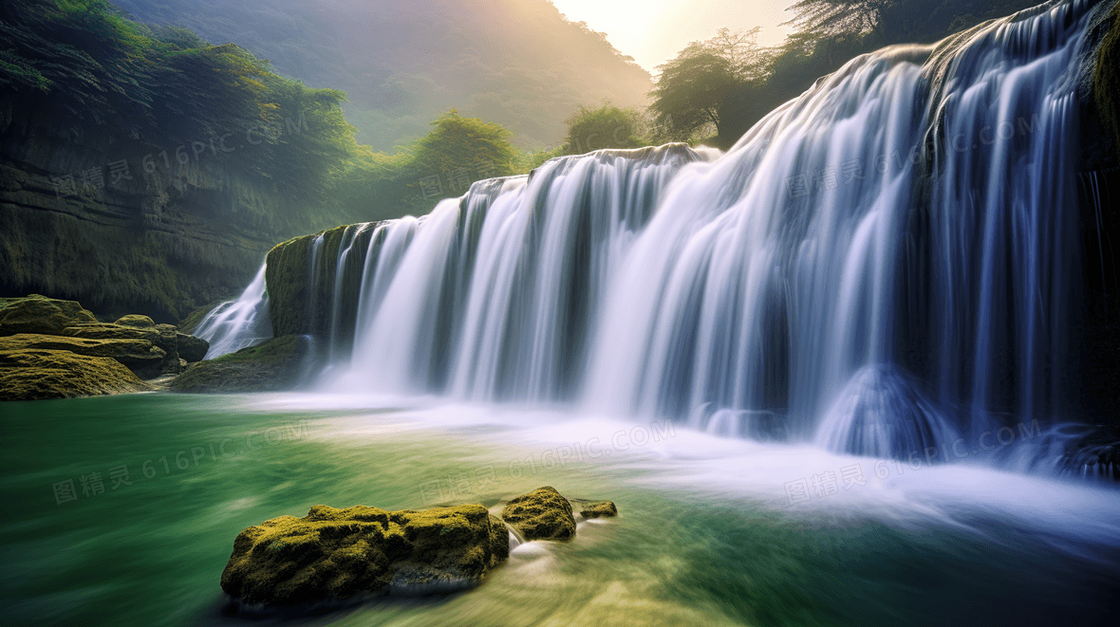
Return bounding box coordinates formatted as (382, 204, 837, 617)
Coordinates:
(500, 486, 576, 541)
(571, 499, 618, 519)
(0, 348, 152, 401)
(168, 335, 307, 393)
(220, 504, 509, 607)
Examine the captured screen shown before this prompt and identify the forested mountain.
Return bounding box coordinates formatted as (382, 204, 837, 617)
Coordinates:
(111, 0, 653, 150)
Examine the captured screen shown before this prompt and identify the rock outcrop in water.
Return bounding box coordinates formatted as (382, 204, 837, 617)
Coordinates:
(219, 487, 618, 609)
(0, 295, 208, 400)
(500, 486, 577, 541)
(220, 504, 510, 606)
(571, 499, 619, 520)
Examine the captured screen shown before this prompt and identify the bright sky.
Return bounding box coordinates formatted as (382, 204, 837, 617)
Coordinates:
(549, 0, 794, 74)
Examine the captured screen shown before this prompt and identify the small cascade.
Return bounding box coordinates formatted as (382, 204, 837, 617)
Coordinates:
(192, 264, 272, 359)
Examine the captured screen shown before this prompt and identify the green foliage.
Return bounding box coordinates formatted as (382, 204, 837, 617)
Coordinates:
(112, 0, 653, 151)
(0, 0, 357, 214)
(563, 103, 646, 155)
(649, 28, 768, 145)
(333, 111, 522, 220)
(411, 111, 518, 181)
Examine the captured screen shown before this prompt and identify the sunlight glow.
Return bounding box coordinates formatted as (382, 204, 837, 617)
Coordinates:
(549, 0, 792, 73)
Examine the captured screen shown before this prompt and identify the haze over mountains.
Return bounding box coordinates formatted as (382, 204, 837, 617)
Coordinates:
(112, 0, 653, 150)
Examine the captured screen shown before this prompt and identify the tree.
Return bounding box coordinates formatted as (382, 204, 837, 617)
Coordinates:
(563, 103, 645, 155)
(648, 28, 767, 144)
(785, 0, 895, 41)
(411, 110, 518, 179)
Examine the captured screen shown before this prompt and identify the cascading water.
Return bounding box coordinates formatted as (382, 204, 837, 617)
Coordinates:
(236, 0, 1113, 466)
(191, 263, 272, 359)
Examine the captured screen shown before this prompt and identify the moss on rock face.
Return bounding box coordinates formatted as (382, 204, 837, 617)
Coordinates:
(0, 294, 98, 336)
(0, 348, 152, 400)
(63, 322, 180, 376)
(168, 335, 306, 393)
(264, 235, 313, 338)
(0, 333, 168, 379)
(219, 503, 510, 607)
(264, 224, 379, 340)
(1095, 2, 1120, 152)
(499, 486, 576, 541)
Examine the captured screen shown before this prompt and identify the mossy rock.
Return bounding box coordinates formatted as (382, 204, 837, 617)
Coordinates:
(63, 322, 179, 374)
(570, 499, 618, 519)
(220, 503, 509, 607)
(168, 335, 306, 393)
(0, 295, 98, 336)
(0, 348, 153, 401)
(0, 333, 168, 380)
(265, 235, 313, 338)
(500, 486, 576, 541)
(114, 314, 156, 328)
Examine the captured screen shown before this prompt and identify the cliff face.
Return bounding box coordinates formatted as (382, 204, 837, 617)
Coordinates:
(0, 113, 289, 322)
(265, 223, 378, 339)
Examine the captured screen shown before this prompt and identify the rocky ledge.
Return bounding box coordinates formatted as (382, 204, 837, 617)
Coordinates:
(168, 335, 309, 393)
(0, 294, 209, 400)
(220, 486, 617, 611)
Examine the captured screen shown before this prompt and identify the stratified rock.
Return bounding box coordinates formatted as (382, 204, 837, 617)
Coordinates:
(0, 333, 168, 379)
(500, 486, 576, 541)
(0, 295, 97, 336)
(176, 332, 209, 362)
(571, 499, 618, 519)
(63, 322, 179, 376)
(168, 335, 307, 392)
(219, 504, 509, 607)
(0, 348, 152, 400)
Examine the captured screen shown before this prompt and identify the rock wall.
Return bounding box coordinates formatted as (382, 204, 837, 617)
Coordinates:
(0, 110, 305, 322)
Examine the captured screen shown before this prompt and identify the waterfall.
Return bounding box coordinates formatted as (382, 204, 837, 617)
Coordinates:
(192, 264, 272, 359)
(241, 0, 1111, 462)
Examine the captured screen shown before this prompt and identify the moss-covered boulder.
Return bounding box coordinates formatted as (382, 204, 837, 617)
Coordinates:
(168, 335, 307, 393)
(0, 348, 153, 400)
(0, 295, 98, 336)
(571, 499, 619, 519)
(0, 333, 168, 379)
(114, 314, 156, 328)
(220, 504, 510, 607)
(500, 486, 576, 541)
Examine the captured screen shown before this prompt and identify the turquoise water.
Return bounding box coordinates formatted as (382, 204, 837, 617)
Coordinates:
(2, 393, 1118, 626)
